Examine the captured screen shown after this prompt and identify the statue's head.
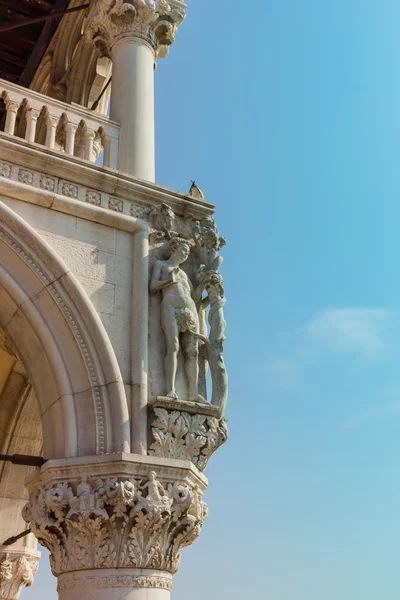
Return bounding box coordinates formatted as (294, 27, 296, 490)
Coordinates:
(164, 237, 190, 263)
(149, 471, 156, 481)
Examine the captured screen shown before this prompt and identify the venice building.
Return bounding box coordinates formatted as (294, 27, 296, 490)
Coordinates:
(0, 1, 228, 598)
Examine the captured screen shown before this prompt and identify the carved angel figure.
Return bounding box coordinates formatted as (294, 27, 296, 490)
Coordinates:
(150, 238, 207, 401)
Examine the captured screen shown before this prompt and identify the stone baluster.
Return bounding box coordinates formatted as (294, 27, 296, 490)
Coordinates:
(25, 108, 40, 143)
(65, 122, 78, 155)
(4, 100, 19, 136)
(45, 115, 58, 150)
(85, 128, 96, 161)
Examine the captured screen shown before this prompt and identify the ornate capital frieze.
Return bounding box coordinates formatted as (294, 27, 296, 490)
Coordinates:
(23, 464, 207, 577)
(85, 0, 186, 58)
(0, 550, 39, 600)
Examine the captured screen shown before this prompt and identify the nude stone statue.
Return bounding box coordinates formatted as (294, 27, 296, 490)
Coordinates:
(150, 237, 206, 401)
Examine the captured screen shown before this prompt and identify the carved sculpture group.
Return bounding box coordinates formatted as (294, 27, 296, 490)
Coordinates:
(22, 472, 207, 577)
(149, 204, 228, 413)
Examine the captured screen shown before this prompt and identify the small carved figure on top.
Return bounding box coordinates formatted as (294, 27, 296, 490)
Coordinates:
(149, 203, 177, 243)
(133, 471, 172, 516)
(150, 237, 207, 401)
(66, 474, 108, 521)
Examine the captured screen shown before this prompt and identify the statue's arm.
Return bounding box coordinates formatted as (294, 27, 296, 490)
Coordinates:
(150, 261, 174, 293)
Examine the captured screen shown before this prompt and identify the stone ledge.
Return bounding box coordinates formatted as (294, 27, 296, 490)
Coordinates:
(0, 135, 215, 219)
(150, 396, 222, 418)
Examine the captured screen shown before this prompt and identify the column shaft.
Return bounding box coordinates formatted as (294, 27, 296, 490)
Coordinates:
(110, 38, 155, 181)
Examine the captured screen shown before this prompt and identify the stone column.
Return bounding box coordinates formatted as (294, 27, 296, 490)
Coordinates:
(110, 37, 155, 181)
(0, 546, 40, 600)
(85, 0, 186, 181)
(23, 455, 207, 600)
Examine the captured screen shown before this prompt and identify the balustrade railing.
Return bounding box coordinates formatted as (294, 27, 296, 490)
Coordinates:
(0, 79, 119, 169)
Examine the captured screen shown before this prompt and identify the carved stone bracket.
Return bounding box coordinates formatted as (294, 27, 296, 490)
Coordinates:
(148, 399, 228, 470)
(0, 548, 39, 600)
(85, 0, 186, 58)
(23, 457, 207, 578)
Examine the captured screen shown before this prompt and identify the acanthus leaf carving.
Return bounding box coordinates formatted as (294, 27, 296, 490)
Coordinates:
(23, 471, 206, 577)
(85, 0, 186, 59)
(149, 407, 228, 469)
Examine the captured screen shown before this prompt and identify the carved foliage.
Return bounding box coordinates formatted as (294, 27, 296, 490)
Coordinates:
(149, 408, 228, 469)
(0, 553, 38, 600)
(86, 0, 185, 58)
(23, 473, 206, 577)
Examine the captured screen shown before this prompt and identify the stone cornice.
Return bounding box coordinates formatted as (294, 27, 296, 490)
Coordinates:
(0, 135, 214, 221)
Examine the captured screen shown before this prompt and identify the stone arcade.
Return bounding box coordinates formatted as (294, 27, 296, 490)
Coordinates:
(0, 1, 228, 598)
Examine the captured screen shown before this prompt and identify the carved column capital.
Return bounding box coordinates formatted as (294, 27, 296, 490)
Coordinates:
(85, 0, 186, 58)
(0, 549, 39, 600)
(23, 457, 207, 578)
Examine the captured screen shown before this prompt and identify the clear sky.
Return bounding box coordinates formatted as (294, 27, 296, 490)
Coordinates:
(24, 1, 400, 599)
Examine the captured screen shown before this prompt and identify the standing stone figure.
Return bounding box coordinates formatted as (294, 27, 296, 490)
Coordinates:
(150, 238, 206, 401)
(201, 271, 228, 411)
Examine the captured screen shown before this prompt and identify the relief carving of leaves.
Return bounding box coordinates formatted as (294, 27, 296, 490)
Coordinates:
(150, 429, 175, 458)
(187, 414, 207, 436)
(171, 413, 190, 438)
(152, 408, 181, 432)
(204, 417, 219, 446)
(184, 433, 207, 456)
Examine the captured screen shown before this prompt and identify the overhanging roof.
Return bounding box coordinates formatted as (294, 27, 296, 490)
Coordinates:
(0, 0, 70, 87)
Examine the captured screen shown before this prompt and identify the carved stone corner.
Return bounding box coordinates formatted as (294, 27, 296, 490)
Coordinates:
(148, 398, 228, 470)
(22, 457, 207, 578)
(0, 547, 40, 600)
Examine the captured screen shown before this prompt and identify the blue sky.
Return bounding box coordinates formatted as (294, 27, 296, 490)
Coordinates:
(24, 1, 400, 599)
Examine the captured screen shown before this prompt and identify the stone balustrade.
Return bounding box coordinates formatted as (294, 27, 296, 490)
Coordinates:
(0, 79, 119, 170)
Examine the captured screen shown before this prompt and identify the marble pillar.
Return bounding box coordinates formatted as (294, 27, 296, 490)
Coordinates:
(85, 0, 186, 181)
(23, 455, 207, 600)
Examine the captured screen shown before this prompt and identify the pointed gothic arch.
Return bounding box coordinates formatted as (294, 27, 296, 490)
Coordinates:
(0, 200, 130, 459)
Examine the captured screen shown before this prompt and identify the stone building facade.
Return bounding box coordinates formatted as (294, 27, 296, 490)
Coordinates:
(0, 1, 228, 599)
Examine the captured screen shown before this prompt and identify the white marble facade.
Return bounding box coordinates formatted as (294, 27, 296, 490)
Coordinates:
(0, 1, 228, 598)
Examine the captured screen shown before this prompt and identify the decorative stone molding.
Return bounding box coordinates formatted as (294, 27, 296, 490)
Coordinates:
(0, 550, 39, 600)
(61, 181, 78, 198)
(0, 162, 11, 178)
(0, 158, 150, 223)
(17, 169, 33, 185)
(86, 0, 187, 59)
(148, 403, 228, 470)
(23, 467, 207, 577)
(57, 573, 172, 592)
(86, 189, 101, 205)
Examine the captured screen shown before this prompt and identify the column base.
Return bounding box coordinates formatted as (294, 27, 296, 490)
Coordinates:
(58, 569, 172, 600)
